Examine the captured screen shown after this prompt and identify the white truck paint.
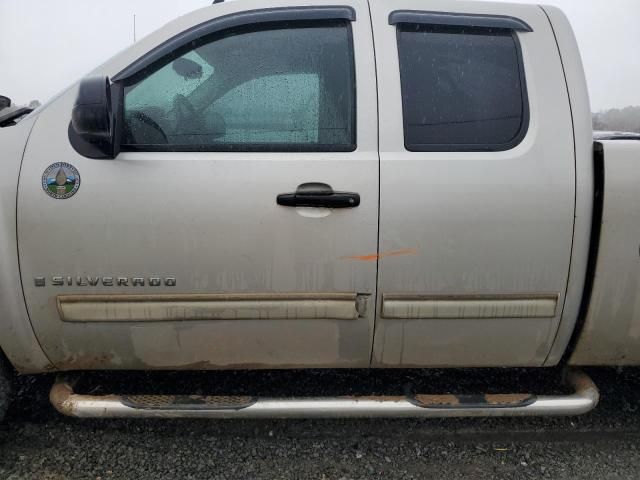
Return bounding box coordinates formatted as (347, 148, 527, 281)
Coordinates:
(0, 0, 638, 395)
(571, 141, 640, 365)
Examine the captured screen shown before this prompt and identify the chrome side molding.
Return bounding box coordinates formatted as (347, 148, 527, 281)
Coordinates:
(57, 293, 361, 322)
(382, 294, 559, 319)
(50, 370, 598, 419)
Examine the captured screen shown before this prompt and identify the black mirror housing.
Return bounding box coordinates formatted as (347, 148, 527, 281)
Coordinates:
(0, 95, 11, 110)
(72, 76, 111, 138)
(69, 75, 118, 159)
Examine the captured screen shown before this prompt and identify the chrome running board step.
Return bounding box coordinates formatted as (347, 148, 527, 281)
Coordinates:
(50, 370, 599, 419)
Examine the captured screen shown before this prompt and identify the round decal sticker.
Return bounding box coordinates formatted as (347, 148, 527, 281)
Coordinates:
(41, 162, 80, 199)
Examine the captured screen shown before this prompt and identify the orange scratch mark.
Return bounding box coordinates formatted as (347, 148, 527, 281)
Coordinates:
(342, 248, 418, 261)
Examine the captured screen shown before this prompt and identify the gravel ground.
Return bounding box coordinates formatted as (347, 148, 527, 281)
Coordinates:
(1, 367, 640, 479)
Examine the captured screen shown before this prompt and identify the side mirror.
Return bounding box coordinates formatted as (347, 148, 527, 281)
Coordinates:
(0, 96, 11, 110)
(69, 75, 115, 158)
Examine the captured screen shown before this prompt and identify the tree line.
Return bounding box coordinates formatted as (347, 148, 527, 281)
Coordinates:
(593, 106, 640, 133)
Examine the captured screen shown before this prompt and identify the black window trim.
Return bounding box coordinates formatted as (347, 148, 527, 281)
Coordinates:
(388, 10, 533, 32)
(394, 18, 531, 153)
(121, 143, 358, 153)
(113, 6, 356, 82)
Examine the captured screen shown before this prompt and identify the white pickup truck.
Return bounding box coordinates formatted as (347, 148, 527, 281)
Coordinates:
(1, 0, 639, 420)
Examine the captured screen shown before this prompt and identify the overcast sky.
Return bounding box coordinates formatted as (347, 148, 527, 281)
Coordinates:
(0, 0, 638, 112)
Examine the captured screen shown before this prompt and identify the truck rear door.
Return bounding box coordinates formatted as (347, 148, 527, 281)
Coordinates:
(18, 0, 379, 370)
(370, 0, 577, 366)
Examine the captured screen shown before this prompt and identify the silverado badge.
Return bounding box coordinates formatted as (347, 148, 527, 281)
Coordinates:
(42, 162, 80, 199)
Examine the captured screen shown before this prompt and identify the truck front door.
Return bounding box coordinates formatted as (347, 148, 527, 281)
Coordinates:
(18, 1, 379, 370)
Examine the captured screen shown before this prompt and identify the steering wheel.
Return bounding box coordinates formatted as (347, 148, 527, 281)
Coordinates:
(127, 110, 168, 144)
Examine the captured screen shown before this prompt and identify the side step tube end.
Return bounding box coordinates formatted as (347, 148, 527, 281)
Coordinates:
(565, 369, 600, 413)
(49, 369, 599, 419)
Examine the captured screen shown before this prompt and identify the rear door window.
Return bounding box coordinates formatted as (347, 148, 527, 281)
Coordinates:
(397, 24, 529, 151)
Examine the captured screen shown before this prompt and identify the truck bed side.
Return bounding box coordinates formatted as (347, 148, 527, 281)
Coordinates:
(570, 140, 640, 365)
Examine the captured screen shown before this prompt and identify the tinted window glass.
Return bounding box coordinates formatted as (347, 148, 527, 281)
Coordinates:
(397, 25, 528, 151)
(122, 21, 355, 151)
(209, 74, 321, 144)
